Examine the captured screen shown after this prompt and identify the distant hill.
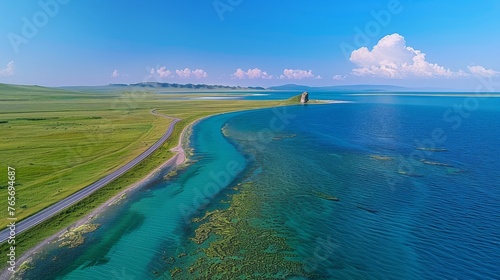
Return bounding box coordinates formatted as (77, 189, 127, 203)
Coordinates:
(129, 82, 266, 90)
(268, 84, 316, 91)
(0, 83, 95, 100)
(0, 83, 66, 94)
(322, 84, 409, 92)
(267, 84, 454, 92)
(61, 83, 266, 93)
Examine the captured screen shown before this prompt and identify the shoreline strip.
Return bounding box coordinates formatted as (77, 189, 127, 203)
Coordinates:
(1, 114, 200, 278)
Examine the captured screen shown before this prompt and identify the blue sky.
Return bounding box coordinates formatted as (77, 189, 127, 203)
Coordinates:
(1, 0, 499, 89)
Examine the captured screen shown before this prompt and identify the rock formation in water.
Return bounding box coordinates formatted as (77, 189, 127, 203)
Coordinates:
(300, 91, 309, 104)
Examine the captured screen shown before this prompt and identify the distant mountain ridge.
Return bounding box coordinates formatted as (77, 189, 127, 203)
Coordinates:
(125, 82, 265, 90)
(59, 83, 266, 93)
(268, 84, 456, 92)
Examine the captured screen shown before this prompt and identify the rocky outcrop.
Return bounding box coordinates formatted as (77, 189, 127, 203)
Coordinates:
(300, 92, 309, 104)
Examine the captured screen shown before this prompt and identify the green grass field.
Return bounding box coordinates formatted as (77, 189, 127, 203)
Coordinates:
(0, 83, 287, 264)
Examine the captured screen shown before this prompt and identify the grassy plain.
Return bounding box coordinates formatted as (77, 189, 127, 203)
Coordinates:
(0, 83, 283, 262)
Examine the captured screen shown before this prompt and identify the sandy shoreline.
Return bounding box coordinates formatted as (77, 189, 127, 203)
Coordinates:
(3, 116, 201, 279)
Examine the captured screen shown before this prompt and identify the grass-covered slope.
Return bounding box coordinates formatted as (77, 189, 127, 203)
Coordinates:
(0, 84, 281, 227)
(281, 93, 303, 105)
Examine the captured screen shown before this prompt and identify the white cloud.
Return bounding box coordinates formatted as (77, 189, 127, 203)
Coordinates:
(157, 66, 172, 78)
(280, 69, 317, 80)
(175, 68, 208, 79)
(111, 69, 120, 78)
(350, 34, 464, 79)
(232, 68, 273, 79)
(176, 68, 191, 78)
(468, 65, 499, 78)
(333, 75, 345, 81)
(149, 67, 207, 79)
(193, 69, 208, 78)
(315, 75, 323, 80)
(233, 68, 246, 79)
(0, 61, 14, 76)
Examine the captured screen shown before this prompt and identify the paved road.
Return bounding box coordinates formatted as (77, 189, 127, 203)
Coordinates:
(0, 111, 180, 243)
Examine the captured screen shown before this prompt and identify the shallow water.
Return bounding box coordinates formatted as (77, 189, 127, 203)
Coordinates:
(23, 95, 500, 279)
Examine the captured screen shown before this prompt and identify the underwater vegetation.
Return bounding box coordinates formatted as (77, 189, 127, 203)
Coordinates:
(57, 224, 100, 248)
(167, 182, 313, 279)
(420, 159, 452, 167)
(313, 191, 340, 202)
(416, 147, 448, 152)
(369, 155, 394, 161)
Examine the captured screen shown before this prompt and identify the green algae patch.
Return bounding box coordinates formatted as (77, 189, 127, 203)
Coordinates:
(170, 267, 183, 277)
(17, 258, 33, 274)
(57, 224, 100, 248)
(272, 134, 297, 141)
(8, 257, 33, 280)
(446, 167, 467, 175)
(109, 193, 127, 206)
(172, 182, 311, 279)
(164, 170, 178, 180)
(369, 155, 394, 161)
(19, 259, 32, 271)
(416, 147, 448, 152)
(314, 191, 340, 201)
(420, 159, 452, 167)
(397, 171, 424, 178)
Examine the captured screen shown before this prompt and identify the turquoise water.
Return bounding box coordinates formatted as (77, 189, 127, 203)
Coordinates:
(22, 112, 247, 279)
(23, 95, 500, 279)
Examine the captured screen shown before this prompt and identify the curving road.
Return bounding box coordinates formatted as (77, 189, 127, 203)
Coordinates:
(0, 111, 180, 243)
